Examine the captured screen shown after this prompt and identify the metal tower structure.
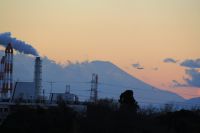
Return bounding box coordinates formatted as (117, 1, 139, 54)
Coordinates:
(90, 73, 98, 103)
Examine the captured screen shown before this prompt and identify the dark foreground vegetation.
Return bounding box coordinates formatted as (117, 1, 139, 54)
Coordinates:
(1, 90, 200, 133)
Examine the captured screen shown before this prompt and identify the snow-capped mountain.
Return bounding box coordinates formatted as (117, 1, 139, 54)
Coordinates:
(0, 51, 184, 104)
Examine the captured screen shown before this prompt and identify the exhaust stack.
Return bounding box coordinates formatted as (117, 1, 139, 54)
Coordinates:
(0, 43, 13, 99)
(34, 57, 42, 100)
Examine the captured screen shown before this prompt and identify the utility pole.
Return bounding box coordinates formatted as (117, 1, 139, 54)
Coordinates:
(66, 85, 70, 94)
(90, 73, 98, 103)
(42, 89, 45, 103)
(48, 81, 55, 94)
(48, 81, 55, 104)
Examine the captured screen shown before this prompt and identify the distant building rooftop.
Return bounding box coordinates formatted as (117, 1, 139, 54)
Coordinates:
(49, 92, 78, 104)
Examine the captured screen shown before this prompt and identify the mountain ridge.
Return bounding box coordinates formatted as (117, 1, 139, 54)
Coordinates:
(0, 51, 185, 105)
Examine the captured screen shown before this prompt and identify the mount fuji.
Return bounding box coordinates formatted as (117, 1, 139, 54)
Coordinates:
(0, 51, 184, 105)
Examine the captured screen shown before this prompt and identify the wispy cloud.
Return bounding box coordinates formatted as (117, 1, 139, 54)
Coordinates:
(172, 80, 188, 88)
(153, 67, 159, 71)
(132, 63, 144, 70)
(163, 58, 178, 63)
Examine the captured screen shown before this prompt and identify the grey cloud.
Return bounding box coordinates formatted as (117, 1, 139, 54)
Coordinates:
(184, 69, 200, 88)
(132, 63, 144, 70)
(180, 58, 200, 68)
(163, 58, 177, 63)
(172, 69, 200, 88)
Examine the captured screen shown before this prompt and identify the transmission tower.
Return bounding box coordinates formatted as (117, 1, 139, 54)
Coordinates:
(90, 73, 98, 103)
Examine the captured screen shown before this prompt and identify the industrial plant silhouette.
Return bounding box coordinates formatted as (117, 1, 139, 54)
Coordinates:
(0, 43, 200, 133)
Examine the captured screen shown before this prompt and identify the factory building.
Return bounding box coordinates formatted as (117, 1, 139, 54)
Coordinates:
(0, 43, 84, 125)
(0, 44, 42, 102)
(49, 85, 79, 104)
(49, 93, 78, 104)
(10, 57, 43, 103)
(0, 43, 79, 104)
(10, 82, 35, 103)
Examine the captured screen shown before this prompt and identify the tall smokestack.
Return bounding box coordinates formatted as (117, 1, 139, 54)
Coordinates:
(0, 56, 5, 95)
(34, 57, 42, 100)
(1, 43, 13, 99)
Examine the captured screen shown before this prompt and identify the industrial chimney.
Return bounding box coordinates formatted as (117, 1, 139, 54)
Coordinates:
(34, 57, 42, 100)
(0, 43, 13, 99)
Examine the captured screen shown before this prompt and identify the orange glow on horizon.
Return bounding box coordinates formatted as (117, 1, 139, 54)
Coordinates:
(0, 0, 200, 99)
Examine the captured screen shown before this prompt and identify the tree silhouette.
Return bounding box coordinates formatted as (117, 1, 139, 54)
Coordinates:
(119, 90, 139, 114)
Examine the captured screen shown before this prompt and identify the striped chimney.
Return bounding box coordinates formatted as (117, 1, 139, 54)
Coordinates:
(2, 43, 13, 99)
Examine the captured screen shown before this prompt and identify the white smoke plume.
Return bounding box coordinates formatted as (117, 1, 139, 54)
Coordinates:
(0, 32, 39, 56)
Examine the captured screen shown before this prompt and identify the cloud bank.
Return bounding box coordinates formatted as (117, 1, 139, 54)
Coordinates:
(172, 69, 200, 88)
(180, 59, 200, 68)
(184, 69, 200, 88)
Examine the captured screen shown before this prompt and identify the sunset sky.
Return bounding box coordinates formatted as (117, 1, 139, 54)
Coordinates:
(0, 0, 200, 99)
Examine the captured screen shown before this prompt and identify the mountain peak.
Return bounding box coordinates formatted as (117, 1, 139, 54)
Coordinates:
(9, 53, 185, 105)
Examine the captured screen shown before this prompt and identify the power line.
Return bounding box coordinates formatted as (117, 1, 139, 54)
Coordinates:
(47, 81, 56, 94)
(14, 79, 200, 98)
